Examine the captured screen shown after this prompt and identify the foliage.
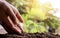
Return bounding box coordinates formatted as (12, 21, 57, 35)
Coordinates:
(6, 0, 60, 33)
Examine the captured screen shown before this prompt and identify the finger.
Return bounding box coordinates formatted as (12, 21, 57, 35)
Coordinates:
(2, 16, 22, 34)
(0, 2, 18, 24)
(7, 16, 22, 34)
(9, 5, 24, 32)
(6, 6, 18, 24)
(9, 4, 23, 23)
(17, 23, 24, 32)
(12, 6, 23, 23)
(16, 12, 24, 23)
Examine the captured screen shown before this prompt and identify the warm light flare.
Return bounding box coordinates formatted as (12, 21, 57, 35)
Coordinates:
(37, 0, 60, 9)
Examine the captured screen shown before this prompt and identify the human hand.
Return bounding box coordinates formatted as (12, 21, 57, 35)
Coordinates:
(0, 1, 23, 34)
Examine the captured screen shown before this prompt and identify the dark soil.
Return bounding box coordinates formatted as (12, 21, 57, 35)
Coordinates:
(0, 32, 60, 38)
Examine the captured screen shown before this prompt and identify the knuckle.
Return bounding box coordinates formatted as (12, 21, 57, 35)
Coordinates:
(0, 1, 5, 6)
(11, 25, 17, 29)
(0, 2, 7, 11)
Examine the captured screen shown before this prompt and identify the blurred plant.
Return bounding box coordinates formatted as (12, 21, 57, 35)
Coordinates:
(6, 0, 60, 33)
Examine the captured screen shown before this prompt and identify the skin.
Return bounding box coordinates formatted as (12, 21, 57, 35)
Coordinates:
(0, 0, 23, 34)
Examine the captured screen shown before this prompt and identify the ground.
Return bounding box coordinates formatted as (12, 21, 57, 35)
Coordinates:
(0, 32, 60, 38)
(0, 25, 60, 38)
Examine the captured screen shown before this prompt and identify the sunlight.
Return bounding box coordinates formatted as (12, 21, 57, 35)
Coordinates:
(37, 0, 49, 4)
(37, 0, 60, 18)
(37, 0, 60, 9)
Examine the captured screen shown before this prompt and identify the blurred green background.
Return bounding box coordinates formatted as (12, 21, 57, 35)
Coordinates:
(6, 0, 60, 34)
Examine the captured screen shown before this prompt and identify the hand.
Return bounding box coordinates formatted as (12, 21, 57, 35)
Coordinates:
(0, 1, 23, 34)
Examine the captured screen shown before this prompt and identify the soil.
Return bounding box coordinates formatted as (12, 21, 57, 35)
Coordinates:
(0, 26, 60, 38)
(0, 32, 60, 38)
